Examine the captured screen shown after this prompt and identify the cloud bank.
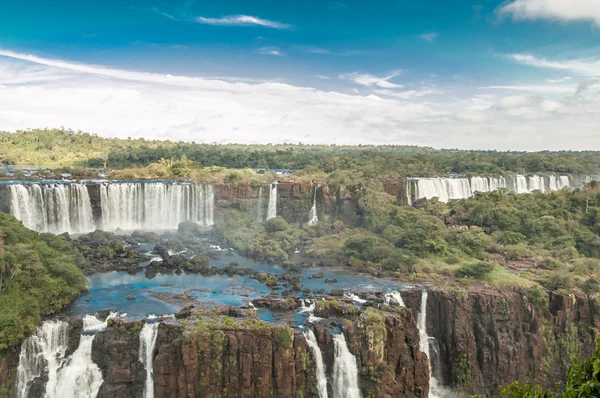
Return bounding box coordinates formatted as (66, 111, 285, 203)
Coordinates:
(500, 0, 600, 26)
(0, 50, 599, 150)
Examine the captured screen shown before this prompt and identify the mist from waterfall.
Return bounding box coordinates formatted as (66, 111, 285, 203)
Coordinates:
(100, 183, 214, 230)
(304, 329, 328, 398)
(308, 187, 318, 225)
(266, 183, 278, 220)
(332, 332, 360, 398)
(139, 321, 160, 398)
(16, 313, 116, 398)
(9, 183, 94, 234)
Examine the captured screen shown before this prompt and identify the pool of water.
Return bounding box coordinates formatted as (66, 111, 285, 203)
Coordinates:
(66, 251, 407, 321)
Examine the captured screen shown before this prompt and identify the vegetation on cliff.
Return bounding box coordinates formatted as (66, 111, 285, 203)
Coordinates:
(0, 213, 87, 352)
(502, 338, 600, 397)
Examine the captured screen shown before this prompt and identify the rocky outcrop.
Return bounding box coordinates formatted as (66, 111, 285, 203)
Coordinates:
(312, 306, 429, 398)
(399, 287, 599, 397)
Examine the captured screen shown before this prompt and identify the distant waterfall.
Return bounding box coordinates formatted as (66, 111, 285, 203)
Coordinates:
(9, 183, 94, 234)
(384, 291, 405, 307)
(408, 174, 581, 203)
(17, 320, 68, 398)
(100, 183, 215, 230)
(308, 187, 318, 225)
(16, 313, 115, 398)
(139, 322, 159, 398)
(332, 333, 360, 398)
(256, 186, 264, 222)
(417, 291, 449, 398)
(304, 329, 328, 398)
(266, 183, 277, 220)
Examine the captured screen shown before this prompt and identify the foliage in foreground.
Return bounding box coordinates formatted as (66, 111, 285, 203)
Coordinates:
(501, 338, 600, 397)
(0, 213, 87, 352)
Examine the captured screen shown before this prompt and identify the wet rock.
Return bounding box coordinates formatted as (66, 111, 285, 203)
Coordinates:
(126, 295, 136, 301)
(329, 289, 344, 296)
(311, 272, 324, 279)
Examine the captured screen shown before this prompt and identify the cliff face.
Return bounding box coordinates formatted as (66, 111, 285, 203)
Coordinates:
(87, 306, 428, 398)
(400, 288, 599, 397)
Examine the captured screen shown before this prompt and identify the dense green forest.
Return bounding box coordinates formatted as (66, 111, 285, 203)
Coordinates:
(2, 129, 600, 176)
(0, 213, 87, 352)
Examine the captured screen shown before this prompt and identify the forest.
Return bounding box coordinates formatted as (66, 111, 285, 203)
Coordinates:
(2, 129, 600, 176)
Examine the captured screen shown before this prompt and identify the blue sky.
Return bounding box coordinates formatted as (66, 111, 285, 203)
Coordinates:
(0, 0, 599, 149)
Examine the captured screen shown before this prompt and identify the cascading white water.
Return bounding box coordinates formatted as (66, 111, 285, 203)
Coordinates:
(304, 329, 328, 398)
(332, 332, 360, 398)
(256, 186, 264, 222)
(417, 291, 451, 398)
(139, 322, 160, 398)
(100, 183, 214, 230)
(16, 313, 116, 398)
(384, 291, 405, 307)
(266, 183, 278, 220)
(414, 178, 472, 203)
(308, 187, 318, 225)
(16, 321, 69, 398)
(9, 183, 94, 234)
(49, 313, 115, 398)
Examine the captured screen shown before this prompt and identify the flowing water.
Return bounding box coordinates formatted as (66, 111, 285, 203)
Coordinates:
(384, 290, 405, 307)
(9, 183, 95, 234)
(16, 313, 116, 398)
(417, 291, 452, 398)
(332, 333, 360, 398)
(304, 329, 328, 398)
(408, 174, 580, 203)
(308, 187, 318, 225)
(100, 183, 214, 230)
(139, 321, 160, 398)
(266, 183, 278, 220)
(16, 320, 69, 398)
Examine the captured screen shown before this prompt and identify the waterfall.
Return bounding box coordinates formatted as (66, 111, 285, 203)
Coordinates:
(417, 291, 450, 398)
(9, 183, 94, 234)
(308, 187, 318, 225)
(16, 313, 115, 398)
(100, 183, 214, 230)
(16, 320, 69, 398)
(414, 178, 472, 203)
(256, 186, 264, 222)
(304, 329, 328, 398)
(266, 183, 277, 220)
(384, 291, 405, 307)
(332, 333, 360, 398)
(139, 322, 159, 398)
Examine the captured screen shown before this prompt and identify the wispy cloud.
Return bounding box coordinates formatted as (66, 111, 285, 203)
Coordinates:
(340, 71, 403, 89)
(257, 47, 285, 56)
(419, 32, 438, 42)
(510, 53, 600, 76)
(304, 47, 364, 56)
(329, 2, 347, 10)
(499, 0, 600, 26)
(546, 76, 572, 83)
(196, 15, 291, 29)
(478, 84, 575, 93)
(315, 75, 330, 80)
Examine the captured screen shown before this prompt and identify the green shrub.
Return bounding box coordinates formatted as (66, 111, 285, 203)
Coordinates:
(263, 217, 289, 233)
(455, 261, 495, 279)
(538, 272, 572, 291)
(536, 258, 563, 270)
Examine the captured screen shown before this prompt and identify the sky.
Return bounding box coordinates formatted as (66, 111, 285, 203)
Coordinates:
(0, 0, 599, 150)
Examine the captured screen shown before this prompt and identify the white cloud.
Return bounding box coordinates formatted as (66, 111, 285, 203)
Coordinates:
(257, 47, 285, 56)
(419, 33, 438, 42)
(195, 15, 291, 29)
(340, 71, 403, 89)
(511, 53, 600, 76)
(546, 76, 571, 83)
(314, 75, 330, 80)
(1, 49, 600, 150)
(478, 84, 575, 93)
(499, 0, 600, 26)
(373, 89, 439, 99)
